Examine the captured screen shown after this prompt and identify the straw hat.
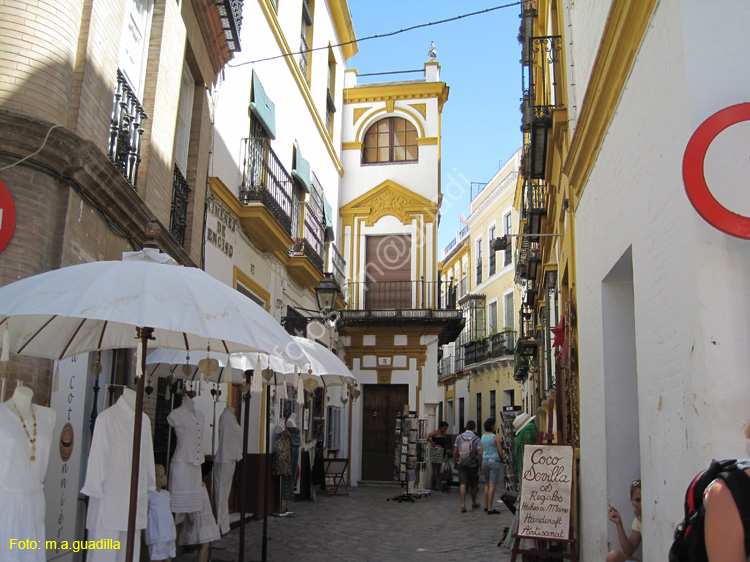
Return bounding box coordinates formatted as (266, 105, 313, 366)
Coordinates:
(513, 412, 535, 434)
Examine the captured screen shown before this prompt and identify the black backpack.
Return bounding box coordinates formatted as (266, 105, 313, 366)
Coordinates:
(668, 458, 750, 562)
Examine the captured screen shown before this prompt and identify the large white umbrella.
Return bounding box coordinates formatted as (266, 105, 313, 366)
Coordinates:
(290, 336, 356, 387)
(0, 248, 305, 561)
(0, 249, 305, 364)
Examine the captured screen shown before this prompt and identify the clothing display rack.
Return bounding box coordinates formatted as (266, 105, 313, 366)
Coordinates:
(387, 413, 428, 503)
(500, 409, 518, 492)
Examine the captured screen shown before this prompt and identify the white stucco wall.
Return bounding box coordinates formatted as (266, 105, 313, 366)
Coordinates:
(575, 1, 750, 559)
(211, 0, 347, 236)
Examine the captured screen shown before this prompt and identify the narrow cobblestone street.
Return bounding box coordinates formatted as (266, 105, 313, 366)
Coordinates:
(176, 485, 514, 561)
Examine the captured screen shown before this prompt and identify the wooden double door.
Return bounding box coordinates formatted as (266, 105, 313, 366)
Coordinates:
(361, 384, 409, 481)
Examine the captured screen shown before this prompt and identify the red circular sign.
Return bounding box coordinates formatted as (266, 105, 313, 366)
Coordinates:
(0, 178, 16, 252)
(683, 103, 750, 239)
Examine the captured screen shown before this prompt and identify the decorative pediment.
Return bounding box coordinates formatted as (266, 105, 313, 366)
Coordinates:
(341, 180, 438, 227)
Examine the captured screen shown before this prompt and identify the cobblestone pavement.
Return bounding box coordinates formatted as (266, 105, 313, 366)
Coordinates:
(176, 484, 514, 561)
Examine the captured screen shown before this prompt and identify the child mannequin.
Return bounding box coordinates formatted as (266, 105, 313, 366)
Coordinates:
(145, 464, 176, 561)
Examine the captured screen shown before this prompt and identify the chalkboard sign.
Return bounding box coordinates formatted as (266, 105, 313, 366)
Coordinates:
(517, 444, 574, 540)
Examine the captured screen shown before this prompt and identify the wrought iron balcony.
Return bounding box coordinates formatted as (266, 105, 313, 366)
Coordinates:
(522, 164, 547, 236)
(240, 135, 293, 235)
(522, 34, 564, 179)
(109, 69, 147, 189)
(170, 165, 190, 246)
(515, 229, 541, 284)
(299, 33, 309, 81)
(301, 203, 324, 272)
(439, 346, 465, 380)
(464, 329, 517, 367)
(341, 279, 465, 345)
(215, 0, 243, 52)
(330, 242, 346, 292)
(456, 277, 468, 301)
(516, 303, 538, 358)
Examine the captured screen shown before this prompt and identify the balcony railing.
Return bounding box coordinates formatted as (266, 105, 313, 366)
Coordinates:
(240, 136, 293, 235)
(109, 69, 147, 189)
(522, 35, 563, 179)
(330, 243, 346, 292)
(170, 165, 190, 246)
(456, 277, 468, 301)
(299, 34, 309, 81)
(348, 279, 446, 311)
(439, 346, 465, 380)
(464, 329, 517, 367)
(443, 225, 469, 256)
(516, 303, 538, 358)
(215, 0, 244, 52)
(302, 204, 325, 271)
(526, 35, 564, 123)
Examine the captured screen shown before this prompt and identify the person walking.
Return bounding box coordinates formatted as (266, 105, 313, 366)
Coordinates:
(427, 421, 449, 491)
(453, 420, 482, 512)
(481, 418, 504, 514)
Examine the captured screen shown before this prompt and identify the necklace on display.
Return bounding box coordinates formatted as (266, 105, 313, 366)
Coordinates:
(12, 403, 37, 461)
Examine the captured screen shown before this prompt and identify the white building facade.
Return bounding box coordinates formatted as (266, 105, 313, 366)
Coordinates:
(566, 1, 750, 558)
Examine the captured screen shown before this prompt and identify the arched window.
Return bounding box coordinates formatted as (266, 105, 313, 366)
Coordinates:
(363, 117, 418, 163)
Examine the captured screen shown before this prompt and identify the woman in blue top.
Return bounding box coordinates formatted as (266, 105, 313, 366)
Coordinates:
(481, 417, 504, 514)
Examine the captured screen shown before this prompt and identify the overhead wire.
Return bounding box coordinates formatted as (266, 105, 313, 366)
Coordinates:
(227, 2, 522, 68)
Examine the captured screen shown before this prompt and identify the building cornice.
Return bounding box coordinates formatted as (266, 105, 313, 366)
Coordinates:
(328, 0, 358, 60)
(344, 82, 450, 112)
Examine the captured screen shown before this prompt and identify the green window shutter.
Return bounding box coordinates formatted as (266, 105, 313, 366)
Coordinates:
(323, 196, 334, 241)
(250, 70, 276, 139)
(292, 147, 311, 193)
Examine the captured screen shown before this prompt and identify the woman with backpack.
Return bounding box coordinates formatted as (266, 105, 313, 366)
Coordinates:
(703, 461, 750, 561)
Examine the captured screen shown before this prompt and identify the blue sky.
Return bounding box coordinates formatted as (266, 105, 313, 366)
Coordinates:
(346, 1, 524, 254)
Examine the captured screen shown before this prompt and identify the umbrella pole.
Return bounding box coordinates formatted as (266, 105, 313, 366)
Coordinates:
(125, 327, 153, 562)
(239, 370, 252, 561)
(262, 384, 270, 562)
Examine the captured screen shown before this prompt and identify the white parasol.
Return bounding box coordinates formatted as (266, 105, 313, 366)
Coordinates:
(0, 249, 305, 365)
(290, 336, 356, 387)
(0, 248, 306, 561)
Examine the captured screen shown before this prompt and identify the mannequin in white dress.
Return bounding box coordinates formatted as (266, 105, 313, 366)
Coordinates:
(167, 395, 218, 562)
(1, 384, 57, 562)
(213, 405, 243, 535)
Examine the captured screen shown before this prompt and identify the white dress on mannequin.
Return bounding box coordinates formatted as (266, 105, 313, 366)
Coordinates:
(213, 406, 242, 534)
(167, 399, 205, 513)
(167, 398, 219, 546)
(81, 390, 155, 562)
(0, 386, 56, 562)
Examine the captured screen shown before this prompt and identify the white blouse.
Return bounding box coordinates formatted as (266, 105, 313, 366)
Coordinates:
(81, 396, 156, 531)
(167, 404, 205, 466)
(214, 407, 242, 464)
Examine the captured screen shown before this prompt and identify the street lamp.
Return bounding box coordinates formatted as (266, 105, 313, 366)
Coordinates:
(315, 273, 341, 315)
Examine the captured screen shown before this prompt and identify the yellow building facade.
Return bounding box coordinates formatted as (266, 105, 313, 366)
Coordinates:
(514, 0, 579, 536)
(438, 150, 523, 491)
